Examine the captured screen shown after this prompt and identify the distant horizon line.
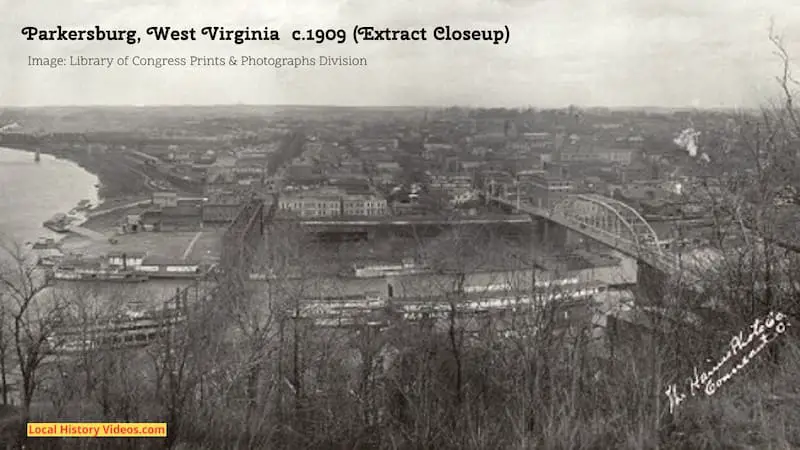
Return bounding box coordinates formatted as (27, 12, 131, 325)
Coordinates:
(0, 103, 761, 112)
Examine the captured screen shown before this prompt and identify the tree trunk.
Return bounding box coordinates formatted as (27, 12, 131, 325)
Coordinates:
(448, 308, 463, 406)
(0, 346, 7, 406)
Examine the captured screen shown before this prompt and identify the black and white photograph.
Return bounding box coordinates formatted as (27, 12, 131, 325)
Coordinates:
(1, 0, 800, 448)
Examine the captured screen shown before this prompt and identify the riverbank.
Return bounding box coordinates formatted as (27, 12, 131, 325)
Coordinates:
(0, 143, 154, 203)
(0, 147, 100, 246)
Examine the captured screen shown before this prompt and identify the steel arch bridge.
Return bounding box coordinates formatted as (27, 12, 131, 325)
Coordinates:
(482, 185, 679, 273)
(550, 193, 664, 256)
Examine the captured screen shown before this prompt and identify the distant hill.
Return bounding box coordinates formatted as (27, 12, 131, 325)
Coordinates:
(0, 104, 758, 135)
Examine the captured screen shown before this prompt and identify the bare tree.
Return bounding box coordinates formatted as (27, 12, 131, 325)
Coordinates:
(0, 295, 11, 407)
(144, 280, 227, 450)
(0, 241, 68, 420)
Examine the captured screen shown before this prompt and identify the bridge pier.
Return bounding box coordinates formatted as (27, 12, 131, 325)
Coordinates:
(636, 262, 667, 304)
(564, 229, 582, 249)
(540, 220, 568, 251)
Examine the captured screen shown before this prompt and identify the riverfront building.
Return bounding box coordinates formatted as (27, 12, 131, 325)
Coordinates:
(278, 187, 388, 218)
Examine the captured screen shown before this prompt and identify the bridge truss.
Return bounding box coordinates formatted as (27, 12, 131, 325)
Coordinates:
(550, 193, 665, 256)
(221, 197, 267, 279)
(482, 182, 679, 271)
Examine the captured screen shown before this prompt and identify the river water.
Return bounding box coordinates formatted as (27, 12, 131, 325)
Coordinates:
(0, 144, 637, 311)
(0, 147, 99, 247)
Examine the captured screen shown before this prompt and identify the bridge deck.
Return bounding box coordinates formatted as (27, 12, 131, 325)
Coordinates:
(485, 194, 702, 284)
(286, 214, 532, 227)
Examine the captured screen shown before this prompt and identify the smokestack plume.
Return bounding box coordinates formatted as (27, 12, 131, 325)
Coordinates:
(674, 128, 700, 157)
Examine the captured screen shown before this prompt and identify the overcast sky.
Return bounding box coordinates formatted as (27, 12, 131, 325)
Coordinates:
(2, 0, 800, 108)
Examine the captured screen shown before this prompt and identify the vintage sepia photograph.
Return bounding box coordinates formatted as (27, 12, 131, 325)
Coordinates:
(1, 0, 800, 449)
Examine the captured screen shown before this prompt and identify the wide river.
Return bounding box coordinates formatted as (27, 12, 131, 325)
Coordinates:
(0, 145, 638, 310)
(0, 147, 99, 247)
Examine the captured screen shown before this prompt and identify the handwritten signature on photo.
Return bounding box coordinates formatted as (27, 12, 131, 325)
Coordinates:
(665, 311, 790, 414)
